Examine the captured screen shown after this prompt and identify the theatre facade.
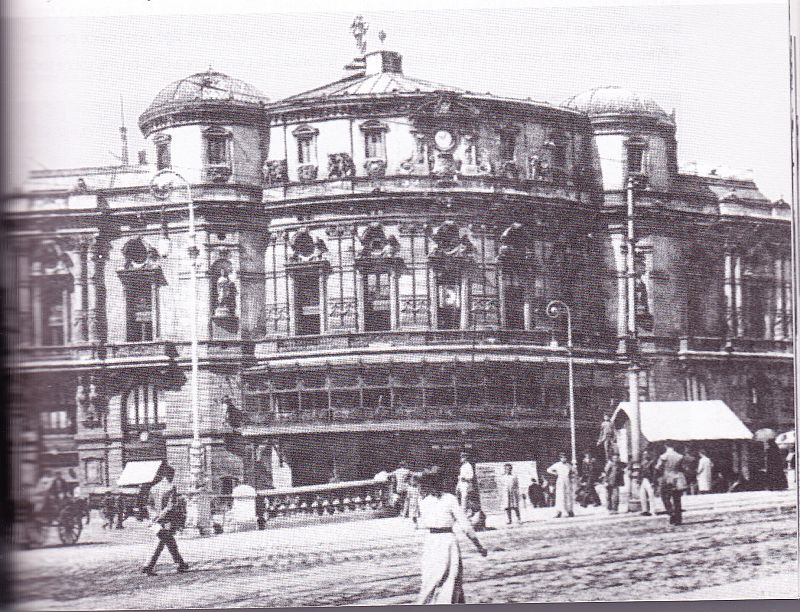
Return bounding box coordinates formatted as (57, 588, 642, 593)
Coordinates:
(5, 47, 794, 497)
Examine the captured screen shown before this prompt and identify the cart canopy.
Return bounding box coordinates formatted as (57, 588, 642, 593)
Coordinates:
(613, 400, 752, 442)
(117, 460, 162, 486)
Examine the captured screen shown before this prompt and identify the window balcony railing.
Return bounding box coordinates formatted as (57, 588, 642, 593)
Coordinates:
(254, 328, 617, 356)
(678, 336, 793, 354)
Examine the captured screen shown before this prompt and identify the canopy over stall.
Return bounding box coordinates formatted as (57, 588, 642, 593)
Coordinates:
(612, 400, 754, 473)
(117, 460, 163, 487)
(613, 400, 753, 443)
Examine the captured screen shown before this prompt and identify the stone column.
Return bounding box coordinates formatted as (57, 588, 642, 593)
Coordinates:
(773, 256, 783, 340)
(723, 249, 735, 337)
(784, 257, 792, 338)
(318, 272, 328, 334)
(87, 236, 109, 344)
(72, 242, 88, 342)
(286, 274, 297, 336)
(355, 268, 365, 333)
(610, 232, 627, 343)
(733, 254, 743, 337)
(460, 273, 470, 330)
(497, 266, 507, 328)
(389, 268, 400, 330)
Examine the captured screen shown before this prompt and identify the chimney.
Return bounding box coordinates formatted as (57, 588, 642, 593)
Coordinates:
(138, 150, 147, 166)
(364, 50, 402, 75)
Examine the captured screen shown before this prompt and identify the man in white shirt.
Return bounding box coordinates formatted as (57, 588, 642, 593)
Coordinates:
(456, 452, 475, 512)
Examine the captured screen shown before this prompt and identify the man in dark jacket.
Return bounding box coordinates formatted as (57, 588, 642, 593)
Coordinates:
(639, 448, 659, 516)
(142, 465, 188, 575)
(657, 441, 687, 526)
(578, 452, 602, 507)
(604, 452, 625, 514)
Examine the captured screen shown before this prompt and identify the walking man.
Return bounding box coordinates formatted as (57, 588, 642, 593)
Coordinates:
(657, 441, 687, 526)
(696, 449, 714, 494)
(392, 460, 412, 515)
(142, 465, 188, 575)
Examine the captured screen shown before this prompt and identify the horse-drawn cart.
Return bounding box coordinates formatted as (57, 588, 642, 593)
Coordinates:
(15, 495, 85, 548)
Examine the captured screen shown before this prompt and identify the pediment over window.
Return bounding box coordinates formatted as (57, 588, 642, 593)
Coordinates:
(31, 240, 73, 276)
(287, 228, 330, 272)
(117, 236, 166, 285)
(498, 222, 533, 263)
(355, 222, 404, 271)
(428, 221, 476, 272)
(291, 124, 319, 138)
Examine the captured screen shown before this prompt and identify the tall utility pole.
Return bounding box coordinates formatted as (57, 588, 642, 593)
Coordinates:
(626, 176, 643, 512)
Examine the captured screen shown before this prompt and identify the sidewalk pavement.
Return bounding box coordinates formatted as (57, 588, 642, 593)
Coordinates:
(676, 572, 799, 600)
(13, 489, 796, 575)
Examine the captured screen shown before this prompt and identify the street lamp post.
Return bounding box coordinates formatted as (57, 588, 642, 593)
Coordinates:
(625, 175, 643, 512)
(546, 300, 577, 468)
(150, 170, 210, 534)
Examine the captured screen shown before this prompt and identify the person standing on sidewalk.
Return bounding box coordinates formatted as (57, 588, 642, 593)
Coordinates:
(417, 468, 488, 604)
(682, 447, 699, 495)
(603, 452, 625, 514)
(455, 453, 475, 513)
(142, 465, 188, 576)
(657, 441, 687, 526)
(696, 449, 714, 494)
(499, 464, 521, 525)
(639, 448, 659, 515)
(392, 461, 412, 515)
(547, 453, 575, 518)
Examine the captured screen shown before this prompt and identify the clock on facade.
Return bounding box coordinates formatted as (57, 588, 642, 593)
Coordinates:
(434, 129, 455, 151)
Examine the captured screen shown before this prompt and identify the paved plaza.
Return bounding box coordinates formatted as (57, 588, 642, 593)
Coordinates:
(11, 490, 798, 609)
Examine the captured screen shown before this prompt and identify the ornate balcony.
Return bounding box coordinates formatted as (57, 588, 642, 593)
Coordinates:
(262, 173, 592, 206)
(254, 328, 617, 357)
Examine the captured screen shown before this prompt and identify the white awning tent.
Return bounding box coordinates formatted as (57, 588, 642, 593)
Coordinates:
(613, 400, 753, 442)
(117, 460, 163, 487)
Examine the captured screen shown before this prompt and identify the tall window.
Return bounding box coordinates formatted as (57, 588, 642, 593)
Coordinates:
(39, 385, 74, 435)
(295, 272, 321, 336)
(206, 134, 228, 165)
(742, 249, 772, 339)
(626, 138, 646, 174)
(364, 271, 391, 331)
(437, 277, 461, 330)
(41, 283, 66, 346)
(124, 383, 160, 430)
(154, 135, 171, 170)
(126, 279, 154, 342)
(503, 270, 525, 330)
(500, 131, 517, 161)
(293, 125, 319, 165)
(156, 142, 171, 170)
(365, 131, 386, 158)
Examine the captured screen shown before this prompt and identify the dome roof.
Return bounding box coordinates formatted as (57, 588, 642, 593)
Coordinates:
(145, 69, 269, 115)
(561, 86, 672, 122)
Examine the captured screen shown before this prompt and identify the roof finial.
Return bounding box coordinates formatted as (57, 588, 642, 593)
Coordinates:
(379, 30, 387, 46)
(351, 15, 369, 55)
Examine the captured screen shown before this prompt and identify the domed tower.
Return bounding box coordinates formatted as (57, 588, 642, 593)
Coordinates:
(138, 69, 270, 187)
(562, 86, 677, 192)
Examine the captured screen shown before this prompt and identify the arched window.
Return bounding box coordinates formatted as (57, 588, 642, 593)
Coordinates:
(123, 382, 161, 431)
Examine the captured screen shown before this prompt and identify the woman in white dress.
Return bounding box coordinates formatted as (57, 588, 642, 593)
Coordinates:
(696, 449, 714, 493)
(417, 468, 488, 604)
(547, 452, 575, 518)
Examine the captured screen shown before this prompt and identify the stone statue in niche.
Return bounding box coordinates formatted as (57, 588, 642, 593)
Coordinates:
(215, 268, 238, 318)
(328, 153, 356, 179)
(264, 159, 288, 186)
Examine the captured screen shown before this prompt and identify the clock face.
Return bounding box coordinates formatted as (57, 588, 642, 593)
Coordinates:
(434, 130, 455, 151)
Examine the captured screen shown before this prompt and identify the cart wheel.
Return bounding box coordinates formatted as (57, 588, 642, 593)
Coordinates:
(58, 510, 82, 545)
(26, 520, 45, 548)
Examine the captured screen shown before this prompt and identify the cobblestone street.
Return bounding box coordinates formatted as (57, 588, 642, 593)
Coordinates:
(12, 490, 798, 609)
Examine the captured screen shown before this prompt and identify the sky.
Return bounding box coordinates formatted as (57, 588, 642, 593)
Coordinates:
(5, 1, 792, 200)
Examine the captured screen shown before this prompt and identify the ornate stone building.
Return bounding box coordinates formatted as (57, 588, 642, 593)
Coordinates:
(5, 47, 793, 497)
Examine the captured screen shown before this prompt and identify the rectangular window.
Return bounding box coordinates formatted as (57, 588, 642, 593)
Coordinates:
(156, 143, 171, 170)
(503, 270, 525, 330)
(125, 383, 160, 429)
(206, 136, 227, 165)
(40, 409, 72, 433)
(500, 133, 516, 161)
(42, 284, 66, 346)
(627, 144, 645, 174)
(297, 137, 314, 165)
(437, 279, 461, 330)
(126, 280, 154, 342)
(553, 142, 568, 170)
(364, 272, 391, 332)
(364, 132, 386, 159)
(295, 272, 320, 336)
